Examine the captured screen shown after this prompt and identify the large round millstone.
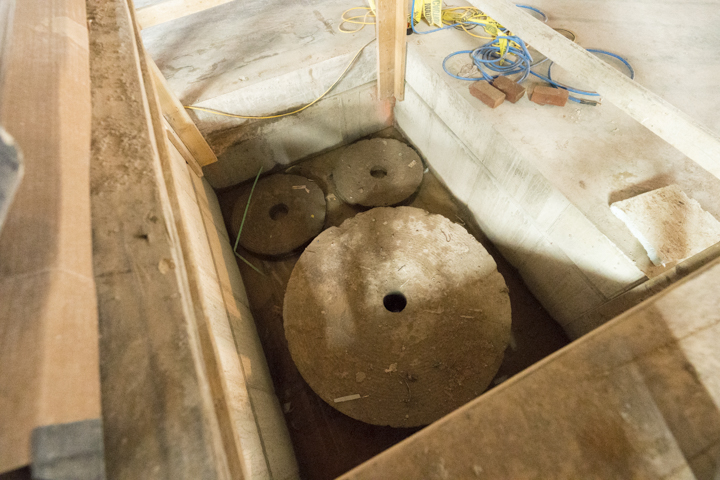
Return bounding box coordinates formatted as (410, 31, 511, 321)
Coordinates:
(283, 207, 512, 427)
(333, 138, 424, 207)
(230, 174, 326, 257)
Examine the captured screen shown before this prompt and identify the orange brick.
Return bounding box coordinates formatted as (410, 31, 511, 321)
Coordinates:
(492, 76, 526, 103)
(469, 81, 505, 108)
(530, 85, 569, 106)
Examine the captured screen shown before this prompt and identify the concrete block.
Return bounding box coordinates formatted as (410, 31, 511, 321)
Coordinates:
(467, 170, 546, 270)
(530, 85, 569, 106)
(249, 388, 300, 480)
(547, 205, 645, 299)
(514, 231, 605, 326)
(399, 83, 608, 327)
(403, 47, 496, 164)
(611, 184, 720, 267)
(203, 82, 390, 189)
(469, 81, 505, 108)
(492, 76, 526, 103)
(395, 87, 481, 205)
(143, 1, 377, 118)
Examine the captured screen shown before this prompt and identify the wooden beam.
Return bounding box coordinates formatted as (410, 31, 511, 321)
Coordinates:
(376, 0, 407, 101)
(163, 117, 204, 178)
(469, 0, 720, 181)
(0, 0, 101, 472)
(149, 59, 219, 167)
(134, 11, 256, 478)
(87, 0, 232, 477)
(393, 0, 407, 100)
(136, 0, 233, 30)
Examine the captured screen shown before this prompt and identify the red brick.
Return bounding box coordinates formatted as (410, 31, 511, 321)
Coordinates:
(469, 81, 505, 109)
(492, 76, 526, 103)
(530, 85, 569, 106)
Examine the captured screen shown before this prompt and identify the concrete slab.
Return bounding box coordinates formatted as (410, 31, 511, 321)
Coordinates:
(404, 0, 720, 279)
(141, 0, 375, 107)
(396, 84, 619, 327)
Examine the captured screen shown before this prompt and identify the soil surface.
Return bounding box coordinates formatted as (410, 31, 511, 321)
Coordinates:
(218, 127, 569, 480)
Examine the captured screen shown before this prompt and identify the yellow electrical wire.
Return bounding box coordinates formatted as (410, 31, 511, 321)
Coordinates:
(338, 2, 517, 49)
(339, 6, 375, 33)
(184, 38, 375, 120)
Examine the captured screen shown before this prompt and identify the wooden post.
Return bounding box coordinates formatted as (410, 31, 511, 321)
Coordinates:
(376, 0, 407, 101)
(393, 0, 407, 100)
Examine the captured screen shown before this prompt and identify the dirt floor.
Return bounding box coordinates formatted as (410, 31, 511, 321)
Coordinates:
(217, 127, 569, 480)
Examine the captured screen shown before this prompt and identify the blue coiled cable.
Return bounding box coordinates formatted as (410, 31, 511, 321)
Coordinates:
(442, 36, 533, 82)
(442, 37, 635, 104)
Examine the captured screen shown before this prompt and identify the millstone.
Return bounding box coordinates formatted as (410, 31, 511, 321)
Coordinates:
(230, 174, 326, 257)
(283, 207, 512, 427)
(333, 138, 424, 207)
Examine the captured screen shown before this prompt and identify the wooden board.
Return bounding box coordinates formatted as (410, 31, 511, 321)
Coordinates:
(163, 117, 203, 177)
(149, 58, 218, 167)
(87, 0, 231, 477)
(0, 0, 101, 472)
(469, 0, 720, 181)
(376, 0, 406, 101)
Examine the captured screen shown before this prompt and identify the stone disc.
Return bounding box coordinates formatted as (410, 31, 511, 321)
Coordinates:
(283, 207, 511, 427)
(230, 174, 326, 257)
(333, 138, 424, 207)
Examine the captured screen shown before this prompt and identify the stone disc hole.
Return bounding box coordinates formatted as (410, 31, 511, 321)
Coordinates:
(269, 203, 289, 221)
(370, 166, 388, 179)
(383, 292, 407, 313)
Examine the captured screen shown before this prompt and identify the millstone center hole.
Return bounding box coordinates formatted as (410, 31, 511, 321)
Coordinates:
(370, 166, 388, 178)
(269, 203, 289, 221)
(383, 292, 407, 313)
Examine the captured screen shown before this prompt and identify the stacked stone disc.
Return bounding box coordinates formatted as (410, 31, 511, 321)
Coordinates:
(333, 138, 424, 207)
(230, 174, 326, 257)
(283, 206, 512, 427)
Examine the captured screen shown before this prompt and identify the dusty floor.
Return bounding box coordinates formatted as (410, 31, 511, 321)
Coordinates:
(218, 127, 569, 480)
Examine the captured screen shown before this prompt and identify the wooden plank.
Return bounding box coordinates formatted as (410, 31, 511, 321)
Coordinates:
(377, 0, 407, 101)
(376, 0, 398, 100)
(87, 0, 232, 477)
(149, 57, 219, 167)
(137, 0, 234, 30)
(0, 0, 101, 472)
(468, 0, 720, 181)
(393, 0, 407, 101)
(163, 117, 203, 178)
(135, 12, 259, 476)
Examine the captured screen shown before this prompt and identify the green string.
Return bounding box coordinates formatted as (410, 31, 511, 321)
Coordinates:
(233, 166, 265, 275)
